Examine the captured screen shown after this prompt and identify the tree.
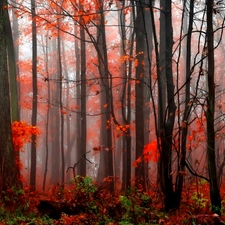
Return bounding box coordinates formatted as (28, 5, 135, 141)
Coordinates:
(134, 0, 146, 189)
(30, 0, 38, 191)
(96, 0, 114, 192)
(158, 0, 177, 211)
(175, 0, 194, 209)
(118, 0, 133, 191)
(3, 0, 19, 122)
(206, 0, 221, 215)
(57, 12, 65, 185)
(0, 0, 20, 192)
(76, 1, 87, 177)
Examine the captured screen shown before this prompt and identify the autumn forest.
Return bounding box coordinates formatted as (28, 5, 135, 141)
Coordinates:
(1, 0, 225, 224)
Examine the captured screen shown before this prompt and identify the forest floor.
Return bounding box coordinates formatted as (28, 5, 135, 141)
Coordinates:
(0, 176, 225, 224)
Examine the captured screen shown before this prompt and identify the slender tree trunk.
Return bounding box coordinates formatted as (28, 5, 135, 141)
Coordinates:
(134, 0, 145, 189)
(143, 1, 153, 190)
(175, 0, 194, 208)
(11, 0, 20, 117)
(30, 0, 37, 191)
(118, 1, 134, 191)
(57, 18, 65, 185)
(50, 39, 60, 185)
(62, 40, 71, 181)
(206, 0, 221, 215)
(77, 6, 86, 176)
(74, 28, 81, 179)
(96, 0, 114, 192)
(43, 35, 50, 190)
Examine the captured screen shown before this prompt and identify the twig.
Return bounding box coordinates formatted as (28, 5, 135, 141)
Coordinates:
(66, 151, 93, 178)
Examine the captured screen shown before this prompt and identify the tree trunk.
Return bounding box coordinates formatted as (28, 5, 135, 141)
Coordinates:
(158, 0, 177, 211)
(118, 0, 133, 191)
(57, 17, 65, 185)
(134, 0, 145, 189)
(43, 36, 50, 190)
(77, 5, 86, 176)
(3, 1, 19, 122)
(206, 0, 221, 215)
(30, 0, 37, 191)
(50, 38, 60, 185)
(96, 0, 114, 192)
(175, 0, 194, 208)
(0, 0, 20, 192)
(75, 22, 81, 178)
(3, 0, 22, 188)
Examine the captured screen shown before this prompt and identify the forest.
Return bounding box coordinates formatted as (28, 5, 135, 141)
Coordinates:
(1, 0, 225, 224)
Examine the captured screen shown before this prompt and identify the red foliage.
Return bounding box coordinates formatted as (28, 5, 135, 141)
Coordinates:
(143, 139, 158, 163)
(132, 139, 158, 167)
(12, 121, 40, 152)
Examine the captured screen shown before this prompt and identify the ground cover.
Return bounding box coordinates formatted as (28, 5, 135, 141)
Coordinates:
(0, 176, 225, 225)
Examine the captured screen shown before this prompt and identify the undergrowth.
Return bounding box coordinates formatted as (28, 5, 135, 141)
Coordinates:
(0, 176, 225, 224)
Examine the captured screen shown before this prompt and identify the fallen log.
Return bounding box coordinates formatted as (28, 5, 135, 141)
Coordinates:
(37, 200, 84, 219)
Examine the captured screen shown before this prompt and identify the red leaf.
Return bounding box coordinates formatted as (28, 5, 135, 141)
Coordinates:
(143, 139, 158, 162)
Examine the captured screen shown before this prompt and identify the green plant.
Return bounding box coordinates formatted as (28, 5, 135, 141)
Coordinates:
(73, 175, 97, 194)
(197, 178, 207, 185)
(118, 221, 133, 225)
(191, 191, 207, 210)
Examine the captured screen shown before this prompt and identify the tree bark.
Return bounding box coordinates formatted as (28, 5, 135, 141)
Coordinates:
(0, 0, 20, 192)
(3, 0, 19, 122)
(96, 0, 114, 192)
(206, 0, 221, 215)
(134, 0, 145, 189)
(30, 0, 37, 191)
(57, 17, 65, 185)
(77, 3, 87, 176)
(158, 0, 177, 211)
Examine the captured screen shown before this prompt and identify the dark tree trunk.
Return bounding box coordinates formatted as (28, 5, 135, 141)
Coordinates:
(77, 6, 86, 176)
(158, 0, 177, 211)
(96, 0, 114, 192)
(175, 0, 194, 208)
(134, 0, 145, 189)
(3, 1, 19, 122)
(0, 0, 20, 192)
(3, 0, 22, 188)
(206, 0, 221, 215)
(118, 0, 133, 191)
(30, 0, 37, 191)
